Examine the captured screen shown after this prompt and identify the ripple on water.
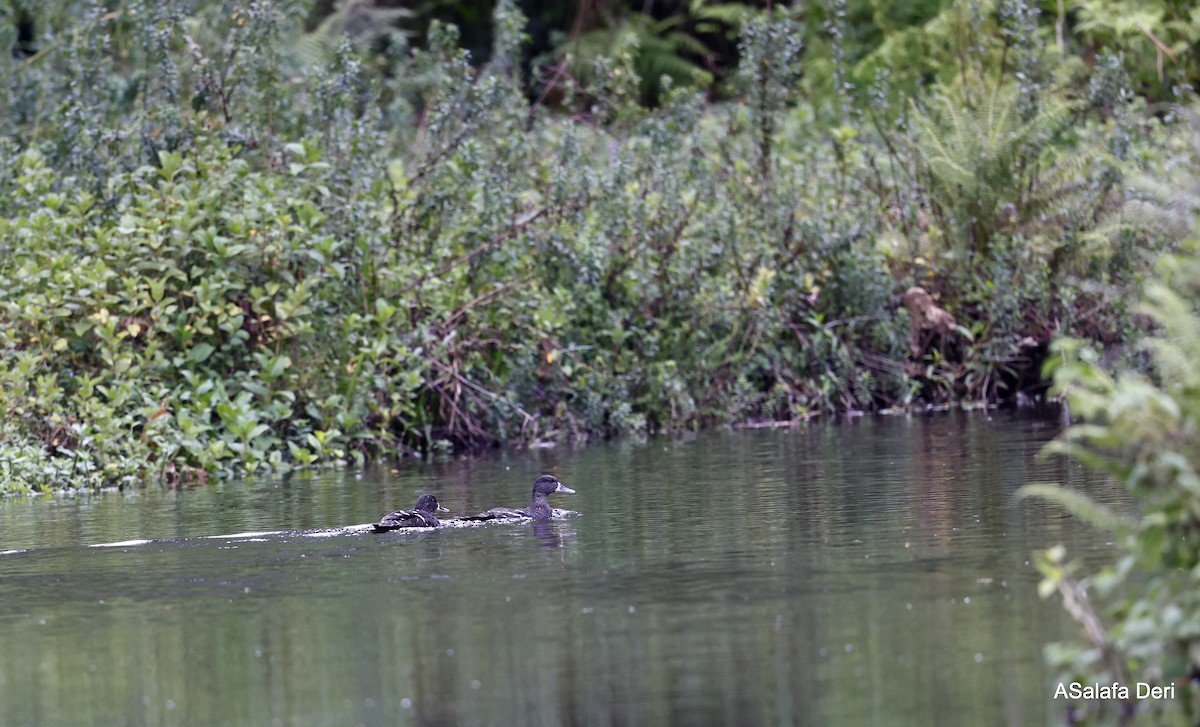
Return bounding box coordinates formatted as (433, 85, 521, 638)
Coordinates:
(0, 411, 1126, 726)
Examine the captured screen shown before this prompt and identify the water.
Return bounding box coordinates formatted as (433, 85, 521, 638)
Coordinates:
(0, 412, 1122, 726)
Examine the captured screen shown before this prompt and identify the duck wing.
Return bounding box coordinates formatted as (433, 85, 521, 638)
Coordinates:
(372, 509, 439, 531)
(453, 507, 528, 522)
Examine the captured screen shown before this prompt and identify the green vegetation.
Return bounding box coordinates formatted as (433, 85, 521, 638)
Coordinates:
(1022, 251, 1200, 723)
(0, 0, 1197, 492)
(1020, 117, 1200, 723)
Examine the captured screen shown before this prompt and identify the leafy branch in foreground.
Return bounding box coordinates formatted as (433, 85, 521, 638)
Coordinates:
(1020, 242, 1200, 723)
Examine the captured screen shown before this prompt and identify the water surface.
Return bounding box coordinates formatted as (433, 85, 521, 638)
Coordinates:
(0, 411, 1122, 726)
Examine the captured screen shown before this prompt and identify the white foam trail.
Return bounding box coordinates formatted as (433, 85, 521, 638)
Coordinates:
(80, 517, 517, 549)
(90, 539, 154, 548)
(204, 531, 288, 539)
(303, 524, 375, 537)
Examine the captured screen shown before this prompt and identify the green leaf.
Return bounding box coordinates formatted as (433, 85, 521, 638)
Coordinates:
(266, 355, 291, 380)
(188, 343, 215, 364)
(1037, 578, 1057, 600)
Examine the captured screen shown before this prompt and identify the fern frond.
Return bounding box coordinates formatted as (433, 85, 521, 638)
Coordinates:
(912, 97, 975, 189)
(1020, 144, 1102, 219)
(292, 35, 328, 69)
(911, 82, 1087, 257)
(693, 4, 754, 26)
(667, 32, 716, 59)
(649, 15, 687, 35)
(978, 84, 1015, 157)
(1016, 483, 1127, 532)
(1011, 95, 1078, 150)
(1141, 282, 1200, 389)
(342, 7, 410, 39)
(638, 39, 705, 83)
(295, 0, 411, 65)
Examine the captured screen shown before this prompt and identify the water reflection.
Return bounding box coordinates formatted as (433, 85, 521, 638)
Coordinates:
(0, 411, 1124, 726)
(531, 519, 571, 549)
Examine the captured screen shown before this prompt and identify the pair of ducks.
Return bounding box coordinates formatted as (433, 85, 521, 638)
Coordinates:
(372, 475, 575, 532)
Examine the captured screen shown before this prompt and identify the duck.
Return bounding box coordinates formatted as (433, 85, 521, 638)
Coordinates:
(458, 474, 576, 521)
(371, 494, 449, 532)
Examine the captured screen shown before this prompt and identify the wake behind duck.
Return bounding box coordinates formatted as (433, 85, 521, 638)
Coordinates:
(79, 475, 577, 549)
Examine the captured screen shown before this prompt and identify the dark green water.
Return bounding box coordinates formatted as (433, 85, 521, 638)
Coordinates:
(0, 412, 1121, 726)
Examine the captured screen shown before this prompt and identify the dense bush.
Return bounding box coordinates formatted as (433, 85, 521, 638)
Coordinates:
(0, 0, 1189, 490)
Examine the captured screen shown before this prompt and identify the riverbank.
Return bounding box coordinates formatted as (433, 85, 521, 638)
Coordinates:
(0, 4, 1183, 492)
(3, 401, 1032, 497)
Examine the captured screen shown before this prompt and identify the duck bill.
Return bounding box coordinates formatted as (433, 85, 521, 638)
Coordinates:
(436, 505, 450, 512)
(555, 483, 576, 494)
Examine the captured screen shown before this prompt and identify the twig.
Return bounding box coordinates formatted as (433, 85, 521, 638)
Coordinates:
(429, 359, 536, 436)
(1055, 577, 1131, 709)
(442, 274, 533, 329)
(391, 207, 547, 299)
(530, 57, 570, 119)
(1056, 0, 1065, 55)
(453, 370, 534, 423)
(1135, 21, 1177, 82)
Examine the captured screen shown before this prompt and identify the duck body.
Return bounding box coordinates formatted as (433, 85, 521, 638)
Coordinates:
(372, 494, 449, 532)
(459, 475, 575, 522)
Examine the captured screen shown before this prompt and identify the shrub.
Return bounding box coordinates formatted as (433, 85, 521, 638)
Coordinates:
(0, 1, 1185, 490)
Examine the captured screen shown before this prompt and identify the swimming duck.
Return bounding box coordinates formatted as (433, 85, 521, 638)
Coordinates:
(371, 494, 449, 532)
(460, 475, 575, 521)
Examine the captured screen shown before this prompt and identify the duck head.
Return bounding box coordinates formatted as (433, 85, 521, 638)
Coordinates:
(532, 474, 575, 497)
(413, 494, 450, 514)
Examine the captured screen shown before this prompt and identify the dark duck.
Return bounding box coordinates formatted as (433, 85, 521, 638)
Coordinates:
(371, 494, 449, 532)
(461, 475, 575, 521)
